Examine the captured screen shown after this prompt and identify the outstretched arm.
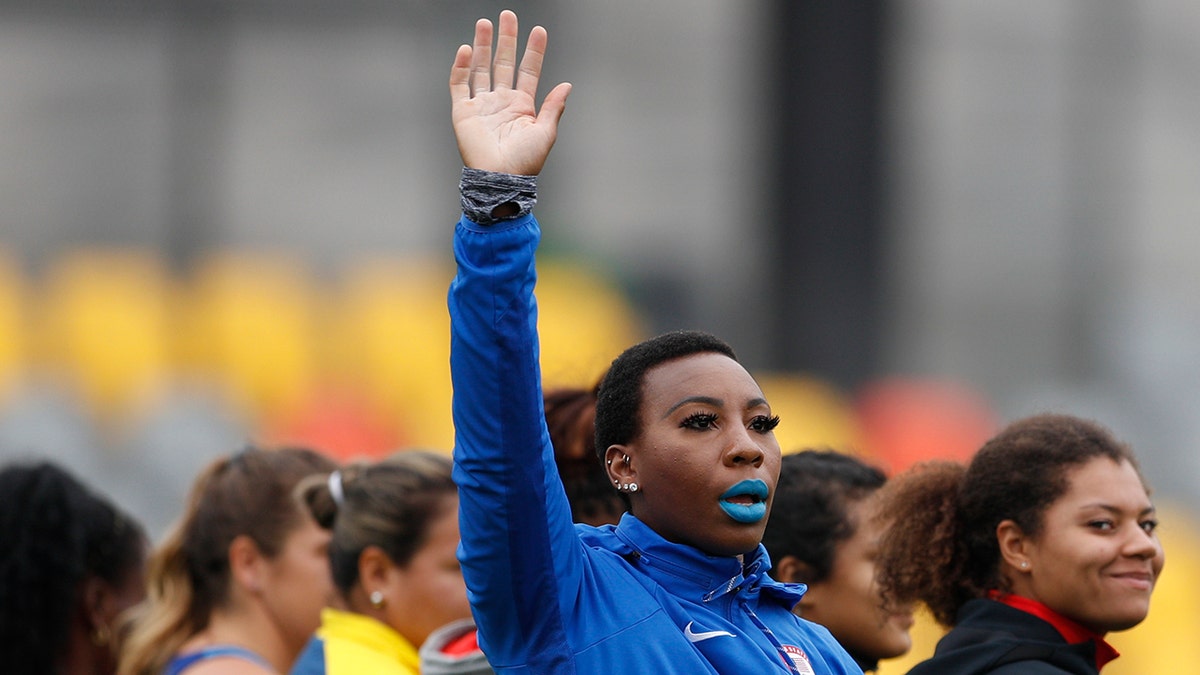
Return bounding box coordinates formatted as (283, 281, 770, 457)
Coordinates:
(448, 12, 583, 672)
(449, 9, 572, 175)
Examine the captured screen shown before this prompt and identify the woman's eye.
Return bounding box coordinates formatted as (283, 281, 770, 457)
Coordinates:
(681, 413, 718, 430)
(1140, 519, 1158, 534)
(750, 415, 781, 433)
(1088, 520, 1115, 531)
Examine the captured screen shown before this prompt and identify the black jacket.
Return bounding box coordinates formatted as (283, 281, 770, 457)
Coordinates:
(907, 599, 1103, 675)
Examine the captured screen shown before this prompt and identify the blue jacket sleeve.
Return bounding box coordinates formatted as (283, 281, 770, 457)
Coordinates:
(448, 213, 583, 673)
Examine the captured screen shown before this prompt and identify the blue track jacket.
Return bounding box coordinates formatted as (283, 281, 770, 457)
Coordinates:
(449, 213, 862, 675)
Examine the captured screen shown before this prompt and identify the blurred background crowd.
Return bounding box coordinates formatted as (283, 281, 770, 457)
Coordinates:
(1, 1, 1199, 672)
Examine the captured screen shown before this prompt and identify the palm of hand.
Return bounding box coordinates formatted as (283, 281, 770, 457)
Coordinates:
(453, 89, 555, 176)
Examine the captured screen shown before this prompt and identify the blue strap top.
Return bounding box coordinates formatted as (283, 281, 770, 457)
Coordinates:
(163, 645, 272, 675)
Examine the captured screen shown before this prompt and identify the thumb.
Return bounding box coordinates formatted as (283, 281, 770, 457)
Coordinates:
(537, 82, 572, 128)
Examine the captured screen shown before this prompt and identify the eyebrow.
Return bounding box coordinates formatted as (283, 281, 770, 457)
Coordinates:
(1081, 503, 1157, 518)
(663, 396, 769, 418)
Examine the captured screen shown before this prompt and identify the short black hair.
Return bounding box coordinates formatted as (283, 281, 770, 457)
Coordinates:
(594, 330, 737, 460)
(760, 449, 886, 583)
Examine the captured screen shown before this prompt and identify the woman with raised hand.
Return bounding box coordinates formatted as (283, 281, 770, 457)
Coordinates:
(119, 446, 337, 675)
(446, 11, 860, 674)
(0, 460, 147, 675)
(875, 413, 1164, 674)
(289, 450, 472, 675)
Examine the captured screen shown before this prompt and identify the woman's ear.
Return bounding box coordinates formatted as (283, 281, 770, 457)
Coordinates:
(604, 445, 635, 485)
(358, 545, 394, 591)
(775, 555, 822, 616)
(358, 545, 400, 612)
(996, 519, 1031, 572)
(773, 555, 818, 585)
(80, 575, 112, 645)
(228, 534, 265, 596)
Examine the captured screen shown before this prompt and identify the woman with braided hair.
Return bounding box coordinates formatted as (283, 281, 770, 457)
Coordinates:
(0, 460, 147, 675)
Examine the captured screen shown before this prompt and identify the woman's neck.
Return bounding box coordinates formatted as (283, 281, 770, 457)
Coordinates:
(186, 605, 289, 673)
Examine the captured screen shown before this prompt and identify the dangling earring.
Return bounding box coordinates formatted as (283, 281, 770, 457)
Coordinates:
(370, 590, 386, 608)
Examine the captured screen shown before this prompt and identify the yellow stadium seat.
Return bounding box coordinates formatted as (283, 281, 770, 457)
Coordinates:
(534, 259, 645, 389)
(36, 248, 174, 424)
(328, 256, 455, 452)
(0, 249, 27, 408)
(180, 251, 322, 424)
(329, 256, 644, 453)
(755, 373, 865, 457)
(875, 607, 945, 675)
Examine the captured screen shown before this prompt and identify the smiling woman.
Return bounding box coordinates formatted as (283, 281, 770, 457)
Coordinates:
(445, 10, 860, 675)
(875, 413, 1164, 675)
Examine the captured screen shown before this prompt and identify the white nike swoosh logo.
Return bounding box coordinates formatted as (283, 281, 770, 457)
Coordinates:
(683, 621, 736, 643)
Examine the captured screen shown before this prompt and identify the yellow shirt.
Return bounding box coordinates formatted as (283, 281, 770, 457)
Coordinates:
(311, 607, 420, 675)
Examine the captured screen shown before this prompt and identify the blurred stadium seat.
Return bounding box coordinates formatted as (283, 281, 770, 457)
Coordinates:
(327, 256, 455, 452)
(855, 376, 998, 474)
(534, 259, 645, 388)
(115, 387, 251, 540)
(755, 373, 865, 456)
(260, 384, 401, 461)
(874, 607, 944, 675)
(0, 383, 110, 486)
(180, 251, 322, 424)
(0, 249, 27, 409)
(36, 248, 174, 424)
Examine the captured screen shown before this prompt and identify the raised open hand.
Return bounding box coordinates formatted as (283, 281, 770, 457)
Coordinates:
(449, 10, 572, 176)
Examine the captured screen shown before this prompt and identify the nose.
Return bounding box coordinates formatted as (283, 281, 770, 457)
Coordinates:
(725, 427, 765, 467)
(1123, 525, 1163, 561)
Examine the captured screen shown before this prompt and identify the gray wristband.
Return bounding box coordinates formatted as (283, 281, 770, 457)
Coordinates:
(460, 168, 538, 225)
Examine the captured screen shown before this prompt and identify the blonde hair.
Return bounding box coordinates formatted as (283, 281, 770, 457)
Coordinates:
(119, 446, 336, 675)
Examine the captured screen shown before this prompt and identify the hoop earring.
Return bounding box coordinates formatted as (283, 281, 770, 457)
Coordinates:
(91, 622, 111, 647)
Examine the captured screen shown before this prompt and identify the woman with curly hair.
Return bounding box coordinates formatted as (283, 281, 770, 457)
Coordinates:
(875, 413, 1164, 674)
(0, 460, 147, 675)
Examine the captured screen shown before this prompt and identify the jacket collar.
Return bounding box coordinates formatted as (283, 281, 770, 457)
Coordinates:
(589, 513, 806, 607)
(987, 591, 1119, 670)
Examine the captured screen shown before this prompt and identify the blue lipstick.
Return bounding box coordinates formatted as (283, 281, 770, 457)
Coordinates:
(718, 479, 769, 524)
